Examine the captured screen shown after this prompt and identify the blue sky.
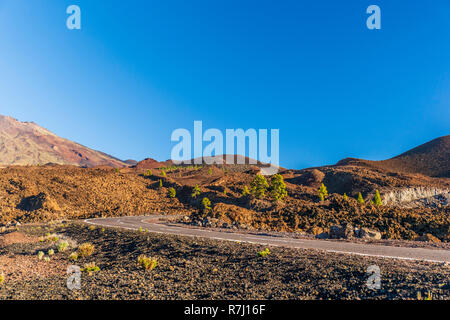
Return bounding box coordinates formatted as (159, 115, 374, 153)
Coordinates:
(0, 0, 448, 168)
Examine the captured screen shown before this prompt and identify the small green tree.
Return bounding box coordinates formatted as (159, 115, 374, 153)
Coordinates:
(319, 193, 325, 202)
(202, 197, 212, 212)
(318, 183, 328, 200)
(242, 186, 250, 197)
(158, 179, 163, 189)
(270, 174, 287, 201)
(208, 167, 213, 175)
(374, 189, 382, 206)
(161, 170, 167, 178)
(251, 174, 269, 199)
(192, 184, 201, 198)
(146, 169, 152, 176)
(357, 192, 365, 204)
(168, 187, 176, 198)
(343, 193, 348, 201)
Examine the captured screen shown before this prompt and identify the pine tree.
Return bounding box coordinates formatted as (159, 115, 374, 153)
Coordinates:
(168, 187, 176, 198)
(251, 174, 269, 199)
(319, 193, 324, 202)
(202, 197, 212, 212)
(192, 184, 201, 198)
(318, 183, 328, 201)
(374, 189, 382, 206)
(357, 192, 365, 204)
(343, 193, 348, 201)
(159, 179, 163, 189)
(161, 170, 167, 178)
(270, 174, 287, 201)
(242, 186, 250, 197)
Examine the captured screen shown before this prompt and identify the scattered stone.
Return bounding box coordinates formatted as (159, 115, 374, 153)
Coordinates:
(329, 223, 354, 239)
(356, 227, 382, 240)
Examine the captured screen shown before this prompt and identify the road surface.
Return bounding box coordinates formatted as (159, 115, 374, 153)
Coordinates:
(84, 215, 450, 263)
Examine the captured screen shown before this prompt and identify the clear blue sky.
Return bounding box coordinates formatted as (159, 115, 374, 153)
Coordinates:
(0, 0, 448, 168)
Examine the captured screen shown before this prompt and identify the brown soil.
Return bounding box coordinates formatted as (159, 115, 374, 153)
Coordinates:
(0, 223, 448, 300)
(0, 232, 39, 246)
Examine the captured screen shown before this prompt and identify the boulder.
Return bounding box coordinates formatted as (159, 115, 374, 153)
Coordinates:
(309, 226, 324, 236)
(315, 232, 329, 239)
(356, 227, 382, 240)
(329, 223, 354, 239)
(415, 233, 441, 243)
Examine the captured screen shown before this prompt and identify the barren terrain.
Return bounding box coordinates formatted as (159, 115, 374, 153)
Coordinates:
(0, 223, 448, 300)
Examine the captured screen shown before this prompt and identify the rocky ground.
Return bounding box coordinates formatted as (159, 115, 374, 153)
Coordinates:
(0, 164, 448, 243)
(0, 222, 448, 300)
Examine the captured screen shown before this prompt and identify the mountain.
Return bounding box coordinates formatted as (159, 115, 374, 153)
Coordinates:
(336, 135, 450, 178)
(0, 115, 127, 168)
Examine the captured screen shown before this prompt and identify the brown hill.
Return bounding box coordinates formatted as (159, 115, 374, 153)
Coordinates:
(133, 154, 283, 173)
(336, 135, 450, 178)
(0, 115, 127, 168)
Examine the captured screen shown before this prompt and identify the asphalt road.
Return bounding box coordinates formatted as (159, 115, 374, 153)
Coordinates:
(84, 215, 450, 263)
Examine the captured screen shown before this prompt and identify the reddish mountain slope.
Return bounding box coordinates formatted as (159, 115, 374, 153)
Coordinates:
(336, 135, 450, 178)
(0, 115, 127, 168)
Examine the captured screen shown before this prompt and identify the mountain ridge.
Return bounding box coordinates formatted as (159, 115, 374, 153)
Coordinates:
(0, 114, 127, 168)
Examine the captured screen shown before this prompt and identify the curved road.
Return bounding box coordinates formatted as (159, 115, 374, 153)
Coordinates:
(84, 215, 450, 263)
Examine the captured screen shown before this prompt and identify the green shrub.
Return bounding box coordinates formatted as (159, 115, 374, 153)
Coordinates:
(208, 167, 213, 175)
(161, 170, 167, 177)
(258, 248, 271, 257)
(168, 187, 176, 198)
(69, 252, 78, 261)
(48, 249, 55, 256)
(82, 262, 100, 274)
(270, 174, 287, 201)
(343, 193, 348, 201)
(37, 251, 45, 260)
(251, 174, 269, 199)
(0, 272, 5, 285)
(242, 186, 250, 197)
(159, 179, 163, 189)
(137, 255, 158, 271)
(78, 243, 95, 257)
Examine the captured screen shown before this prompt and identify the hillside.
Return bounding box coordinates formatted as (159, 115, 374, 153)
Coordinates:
(336, 135, 450, 178)
(0, 115, 127, 168)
